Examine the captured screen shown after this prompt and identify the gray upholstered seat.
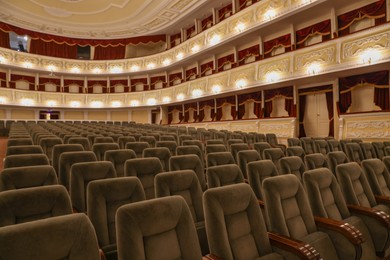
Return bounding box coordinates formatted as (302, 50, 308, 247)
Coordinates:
(303, 168, 376, 259)
(286, 146, 305, 161)
(205, 144, 227, 154)
(253, 142, 271, 159)
(345, 143, 364, 164)
(155, 170, 208, 255)
(206, 151, 235, 168)
(263, 174, 339, 259)
(117, 136, 136, 149)
(385, 156, 390, 173)
(0, 185, 72, 227)
(279, 156, 306, 181)
(5, 145, 43, 156)
(362, 158, 390, 197)
(304, 153, 329, 170)
(230, 143, 249, 163)
(143, 147, 171, 172)
(287, 137, 301, 147)
(6, 138, 33, 147)
(94, 136, 115, 144)
(156, 141, 177, 156)
(70, 161, 117, 213)
(206, 164, 244, 188)
(92, 143, 120, 161)
(4, 154, 50, 169)
(0, 213, 100, 260)
(39, 137, 63, 162)
(52, 144, 84, 176)
(169, 154, 206, 191)
(206, 139, 225, 146)
(266, 133, 286, 152)
(116, 196, 203, 260)
(314, 139, 330, 155)
(179, 135, 193, 145)
(125, 142, 150, 158)
(124, 157, 163, 199)
(237, 150, 260, 179)
(360, 142, 377, 159)
(327, 139, 342, 152)
(0, 165, 57, 191)
(139, 135, 156, 147)
(300, 137, 316, 154)
(176, 145, 204, 168)
(87, 177, 145, 259)
(327, 151, 350, 174)
(226, 139, 243, 151)
(104, 149, 136, 177)
(68, 136, 91, 150)
(263, 148, 285, 168)
(247, 160, 279, 200)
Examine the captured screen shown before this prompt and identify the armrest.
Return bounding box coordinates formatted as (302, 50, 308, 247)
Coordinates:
(203, 254, 223, 260)
(375, 195, 390, 205)
(268, 232, 321, 259)
(347, 204, 390, 228)
(314, 216, 364, 245)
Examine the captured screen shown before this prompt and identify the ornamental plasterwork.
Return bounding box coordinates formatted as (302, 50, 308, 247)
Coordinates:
(206, 24, 228, 42)
(127, 60, 144, 70)
(174, 84, 189, 96)
(143, 91, 160, 101)
(342, 31, 390, 61)
(127, 93, 143, 104)
(65, 94, 84, 104)
(259, 119, 293, 137)
(294, 45, 336, 71)
(207, 74, 229, 91)
(65, 61, 86, 71)
(256, 0, 287, 20)
(0, 49, 13, 61)
(87, 63, 106, 72)
(143, 18, 168, 30)
(345, 120, 389, 138)
(258, 58, 290, 79)
(41, 59, 64, 70)
(107, 94, 126, 103)
(107, 62, 126, 71)
(14, 53, 39, 66)
(160, 87, 174, 100)
(230, 67, 256, 84)
(230, 121, 259, 132)
(144, 57, 159, 66)
(228, 10, 254, 33)
(188, 36, 205, 50)
(87, 95, 106, 103)
(0, 89, 13, 100)
(170, 0, 195, 11)
(41, 93, 62, 103)
(15, 91, 38, 101)
(189, 80, 206, 93)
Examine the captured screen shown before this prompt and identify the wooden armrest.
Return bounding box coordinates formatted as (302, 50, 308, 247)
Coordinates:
(99, 249, 106, 260)
(375, 195, 390, 205)
(314, 216, 364, 245)
(268, 232, 321, 259)
(347, 204, 390, 228)
(258, 199, 265, 208)
(203, 254, 222, 260)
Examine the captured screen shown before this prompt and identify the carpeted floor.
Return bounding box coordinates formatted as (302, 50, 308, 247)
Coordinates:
(0, 137, 7, 170)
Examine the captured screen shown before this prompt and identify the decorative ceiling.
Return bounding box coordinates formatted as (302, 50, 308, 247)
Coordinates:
(0, 0, 209, 39)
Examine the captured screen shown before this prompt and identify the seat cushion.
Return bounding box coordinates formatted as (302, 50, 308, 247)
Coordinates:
(301, 231, 338, 260)
(344, 216, 376, 259)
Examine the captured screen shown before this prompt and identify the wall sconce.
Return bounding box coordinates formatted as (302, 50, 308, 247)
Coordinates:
(162, 96, 171, 103)
(110, 66, 122, 73)
(209, 34, 221, 45)
(176, 93, 185, 101)
(147, 63, 156, 69)
(130, 100, 139, 106)
(20, 98, 34, 106)
(0, 56, 5, 63)
(90, 101, 103, 108)
(147, 98, 157, 105)
(93, 68, 101, 74)
(71, 67, 80, 73)
(264, 9, 276, 20)
(191, 45, 200, 53)
(0, 96, 7, 104)
(192, 89, 203, 98)
(130, 65, 140, 72)
(360, 48, 381, 64)
(111, 101, 122, 107)
(211, 84, 222, 94)
(306, 62, 321, 75)
(23, 62, 33, 68)
(70, 101, 81, 107)
(235, 22, 246, 33)
(162, 59, 171, 66)
(47, 100, 57, 107)
(235, 79, 248, 89)
(265, 71, 280, 82)
(176, 52, 184, 60)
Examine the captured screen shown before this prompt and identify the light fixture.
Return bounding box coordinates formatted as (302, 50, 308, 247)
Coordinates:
(47, 65, 56, 72)
(0, 56, 5, 63)
(192, 89, 203, 98)
(130, 100, 139, 106)
(71, 67, 80, 73)
(0, 96, 7, 104)
(23, 62, 32, 68)
(130, 65, 140, 72)
(209, 34, 221, 45)
(90, 101, 103, 108)
(47, 100, 57, 107)
(110, 66, 122, 73)
(264, 9, 276, 20)
(235, 22, 246, 33)
(162, 59, 171, 66)
(360, 48, 381, 64)
(111, 101, 122, 107)
(147, 63, 156, 69)
(265, 71, 280, 82)
(191, 45, 200, 53)
(70, 101, 81, 107)
(146, 98, 157, 105)
(235, 79, 248, 89)
(176, 93, 185, 101)
(93, 68, 101, 74)
(176, 52, 184, 60)
(20, 98, 34, 106)
(162, 96, 171, 103)
(306, 62, 321, 75)
(211, 84, 222, 94)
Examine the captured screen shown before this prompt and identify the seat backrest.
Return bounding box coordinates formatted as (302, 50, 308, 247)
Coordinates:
(0, 185, 72, 227)
(360, 142, 377, 159)
(7, 138, 33, 147)
(345, 143, 364, 164)
(70, 161, 117, 212)
(263, 174, 317, 239)
(52, 144, 84, 176)
(156, 141, 177, 156)
(94, 136, 115, 144)
(4, 154, 50, 169)
(160, 135, 177, 143)
(118, 136, 136, 149)
(58, 151, 97, 190)
(327, 139, 342, 152)
(92, 143, 120, 161)
(372, 142, 386, 160)
(87, 177, 145, 251)
(169, 154, 206, 191)
(182, 140, 204, 152)
(286, 146, 305, 161)
(266, 133, 279, 145)
(314, 139, 330, 155)
(0, 165, 57, 191)
(205, 144, 227, 154)
(206, 139, 225, 146)
(230, 143, 249, 163)
(279, 156, 306, 181)
(304, 153, 329, 170)
(68, 137, 91, 150)
(139, 136, 156, 147)
(327, 151, 350, 174)
(125, 142, 150, 158)
(124, 157, 163, 199)
(143, 147, 172, 172)
(287, 138, 301, 147)
(237, 150, 260, 179)
(179, 135, 193, 145)
(203, 183, 273, 259)
(227, 139, 244, 150)
(0, 213, 100, 260)
(206, 164, 244, 188)
(255, 133, 266, 142)
(39, 137, 63, 161)
(362, 158, 390, 197)
(262, 148, 284, 166)
(176, 145, 204, 167)
(247, 160, 278, 200)
(116, 196, 202, 260)
(303, 168, 350, 221)
(104, 149, 136, 177)
(155, 170, 204, 222)
(253, 142, 271, 159)
(6, 145, 43, 156)
(336, 162, 377, 208)
(206, 152, 235, 168)
(300, 137, 315, 154)
(385, 156, 390, 173)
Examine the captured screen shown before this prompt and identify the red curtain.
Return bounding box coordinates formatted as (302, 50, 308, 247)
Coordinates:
(218, 4, 233, 21)
(186, 25, 196, 40)
(185, 67, 198, 81)
(168, 105, 184, 124)
(296, 20, 331, 49)
(30, 38, 77, 59)
(64, 79, 84, 93)
(217, 54, 235, 72)
(264, 34, 291, 58)
(200, 61, 214, 76)
(201, 15, 213, 31)
(325, 91, 334, 137)
(264, 86, 294, 117)
(9, 74, 35, 90)
(184, 102, 198, 122)
(169, 72, 182, 86)
(38, 77, 61, 92)
(339, 70, 389, 113)
(150, 76, 166, 90)
(298, 95, 306, 137)
(199, 100, 215, 122)
(110, 79, 129, 93)
(170, 33, 181, 48)
(94, 45, 125, 60)
(238, 45, 260, 65)
(237, 91, 262, 119)
(0, 72, 6, 88)
(338, 0, 386, 36)
(0, 29, 10, 48)
(239, 0, 259, 10)
(216, 96, 236, 121)
(87, 80, 107, 93)
(130, 78, 148, 91)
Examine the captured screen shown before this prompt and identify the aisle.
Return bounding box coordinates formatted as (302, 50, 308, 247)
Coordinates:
(0, 137, 7, 170)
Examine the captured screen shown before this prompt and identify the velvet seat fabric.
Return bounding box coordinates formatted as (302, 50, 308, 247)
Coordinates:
(286, 146, 305, 161)
(117, 136, 136, 149)
(253, 142, 271, 159)
(362, 158, 390, 196)
(247, 160, 279, 200)
(156, 140, 177, 156)
(262, 148, 284, 168)
(52, 144, 84, 176)
(230, 143, 250, 163)
(176, 145, 204, 168)
(287, 137, 301, 147)
(6, 138, 33, 147)
(169, 154, 206, 191)
(125, 142, 150, 158)
(237, 150, 261, 179)
(345, 143, 365, 164)
(314, 139, 330, 155)
(279, 156, 306, 181)
(92, 143, 120, 161)
(4, 154, 50, 169)
(360, 142, 377, 159)
(327, 151, 349, 174)
(207, 152, 235, 168)
(327, 139, 342, 152)
(304, 153, 329, 170)
(143, 147, 172, 172)
(205, 144, 227, 154)
(372, 142, 386, 160)
(39, 137, 63, 162)
(104, 149, 136, 177)
(67, 137, 91, 150)
(206, 164, 244, 188)
(5, 145, 43, 156)
(139, 135, 157, 147)
(300, 137, 316, 155)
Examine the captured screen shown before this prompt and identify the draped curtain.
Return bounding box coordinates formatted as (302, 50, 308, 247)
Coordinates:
(130, 78, 148, 91)
(87, 80, 107, 93)
(184, 102, 198, 122)
(264, 86, 295, 117)
(263, 34, 291, 58)
(201, 15, 213, 31)
(30, 38, 77, 59)
(218, 4, 233, 21)
(168, 105, 184, 124)
(9, 74, 35, 90)
(239, 0, 259, 10)
(0, 72, 6, 88)
(109, 79, 129, 93)
(237, 91, 262, 119)
(94, 45, 126, 60)
(338, 0, 386, 36)
(64, 79, 84, 93)
(0, 29, 10, 48)
(296, 19, 331, 49)
(185, 67, 198, 81)
(38, 77, 61, 92)
(186, 25, 196, 40)
(198, 100, 215, 122)
(217, 54, 235, 72)
(216, 96, 236, 121)
(338, 70, 389, 113)
(169, 72, 182, 86)
(150, 76, 166, 90)
(238, 45, 260, 65)
(200, 61, 214, 76)
(298, 85, 333, 137)
(170, 33, 181, 48)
